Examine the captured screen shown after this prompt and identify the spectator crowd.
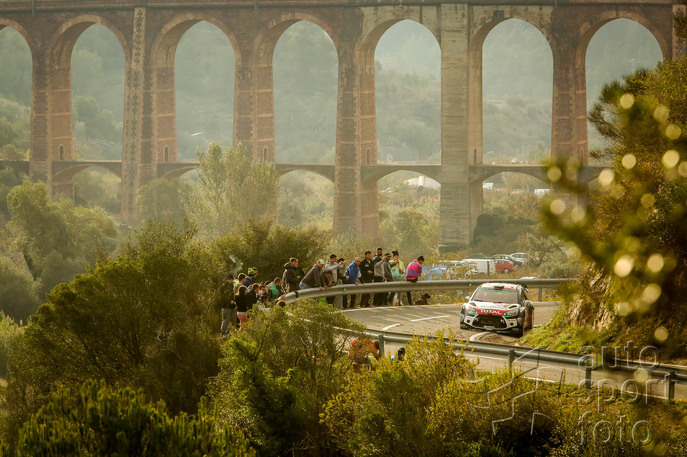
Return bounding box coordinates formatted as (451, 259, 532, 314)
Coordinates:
(218, 249, 425, 338)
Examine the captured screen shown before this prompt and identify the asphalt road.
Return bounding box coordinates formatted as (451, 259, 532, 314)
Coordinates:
(342, 301, 687, 400)
(342, 301, 560, 339)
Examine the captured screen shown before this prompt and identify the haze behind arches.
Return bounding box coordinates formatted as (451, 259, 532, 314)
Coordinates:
(375, 20, 441, 164)
(585, 18, 663, 150)
(0, 26, 31, 157)
(482, 19, 553, 165)
(273, 21, 338, 164)
(175, 22, 235, 161)
(71, 24, 125, 161)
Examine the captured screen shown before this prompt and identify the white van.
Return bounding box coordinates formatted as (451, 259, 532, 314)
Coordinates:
(462, 258, 496, 275)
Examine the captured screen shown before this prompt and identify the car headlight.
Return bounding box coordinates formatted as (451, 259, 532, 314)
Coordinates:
(505, 308, 519, 317)
(466, 305, 477, 316)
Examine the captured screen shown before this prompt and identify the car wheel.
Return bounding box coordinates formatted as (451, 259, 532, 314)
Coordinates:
(503, 268, 510, 274)
(460, 323, 469, 330)
(514, 324, 524, 337)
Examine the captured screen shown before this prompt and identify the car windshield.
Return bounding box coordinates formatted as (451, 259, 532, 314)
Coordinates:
(472, 289, 519, 304)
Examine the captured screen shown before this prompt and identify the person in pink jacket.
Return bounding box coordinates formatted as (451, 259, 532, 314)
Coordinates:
(405, 256, 424, 305)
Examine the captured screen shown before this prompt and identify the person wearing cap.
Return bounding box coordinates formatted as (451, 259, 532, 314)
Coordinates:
(220, 274, 237, 338)
(243, 268, 258, 287)
(405, 256, 424, 305)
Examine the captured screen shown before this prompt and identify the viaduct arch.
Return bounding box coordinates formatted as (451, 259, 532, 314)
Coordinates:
(0, 0, 681, 250)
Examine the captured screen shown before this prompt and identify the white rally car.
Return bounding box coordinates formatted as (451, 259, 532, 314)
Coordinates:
(460, 282, 534, 337)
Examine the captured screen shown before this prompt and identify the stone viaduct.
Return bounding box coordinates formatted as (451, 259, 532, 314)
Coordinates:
(0, 0, 682, 250)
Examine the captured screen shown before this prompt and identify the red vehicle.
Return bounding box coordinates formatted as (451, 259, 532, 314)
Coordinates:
(495, 258, 515, 274)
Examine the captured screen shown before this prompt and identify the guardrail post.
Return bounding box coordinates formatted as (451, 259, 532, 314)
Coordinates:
(585, 363, 592, 390)
(668, 371, 676, 404)
(538, 288, 543, 301)
(508, 349, 515, 371)
(378, 334, 385, 357)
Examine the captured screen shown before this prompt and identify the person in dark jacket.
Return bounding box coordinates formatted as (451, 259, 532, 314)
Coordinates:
(359, 250, 375, 307)
(282, 258, 301, 292)
(235, 285, 250, 329)
(343, 257, 361, 309)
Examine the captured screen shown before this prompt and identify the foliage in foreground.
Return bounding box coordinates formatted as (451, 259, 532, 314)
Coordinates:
(4, 380, 255, 457)
(211, 300, 365, 457)
(538, 58, 687, 356)
(1, 220, 224, 446)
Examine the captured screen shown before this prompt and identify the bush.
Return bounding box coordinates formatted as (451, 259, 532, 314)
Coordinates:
(2, 221, 224, 447)
(0, 256, 39, 321)
(211, 300, 364, 456)
(0, 313, 21, 377)
(213, 220, 328, 281)
(7, 380, 255, 457)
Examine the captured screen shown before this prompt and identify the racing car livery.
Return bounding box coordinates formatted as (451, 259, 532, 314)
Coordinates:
(460, 282, 534, 337)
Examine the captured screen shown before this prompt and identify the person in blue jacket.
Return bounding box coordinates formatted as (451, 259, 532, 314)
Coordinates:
(342, 257, 361, 309)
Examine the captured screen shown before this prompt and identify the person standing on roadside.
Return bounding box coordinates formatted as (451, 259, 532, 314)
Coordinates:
(359, 250, 375, 307)
(389, 250, 406, 305)
(282, 257, 301, 293)
(324, 254, 339, 305)
(343, 257, 361, 309)
(235, 285, 250, 329)
(235, 273, 246, 293)
(405, 255, 424, 305)
(371, 248, 385, 306)
(374, 252, 393, 306)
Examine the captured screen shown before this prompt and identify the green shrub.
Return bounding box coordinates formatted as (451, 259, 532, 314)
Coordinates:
(6, 380, 255, 457)
(211, 300, 364, 456)
(0, 313, 21, 377)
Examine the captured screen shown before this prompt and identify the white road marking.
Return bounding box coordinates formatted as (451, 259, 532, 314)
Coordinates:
(381, 323, 401, 331)
(410, 315, 450, 322)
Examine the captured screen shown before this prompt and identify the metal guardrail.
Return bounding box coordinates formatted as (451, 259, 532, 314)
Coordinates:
(283, 278, 574, 304)
(364, 330, 687, 400)
(287, 278, 686, 402)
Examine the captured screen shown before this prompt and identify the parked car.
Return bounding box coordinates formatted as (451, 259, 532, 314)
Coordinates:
(494, 258, 515, 273)
(460, 282, 534, 336)
(493, 254, 523, 267)
(510, 253, 529, 264)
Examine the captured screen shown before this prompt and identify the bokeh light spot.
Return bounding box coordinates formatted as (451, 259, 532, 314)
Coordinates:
(619, 93, 635, 109)
(654, 326, 669, 344)
(547, 166, 562, 182)
(598, 169, 614, 186)
(622, 154, 637, 169)
(662, 149, 680, 168)
(646, 254, 664, 273)
(665, 124, 682, 140)
(641, 283, 662, 304)
(549, 199, 566, 215)
(614, 255, 634, 277)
